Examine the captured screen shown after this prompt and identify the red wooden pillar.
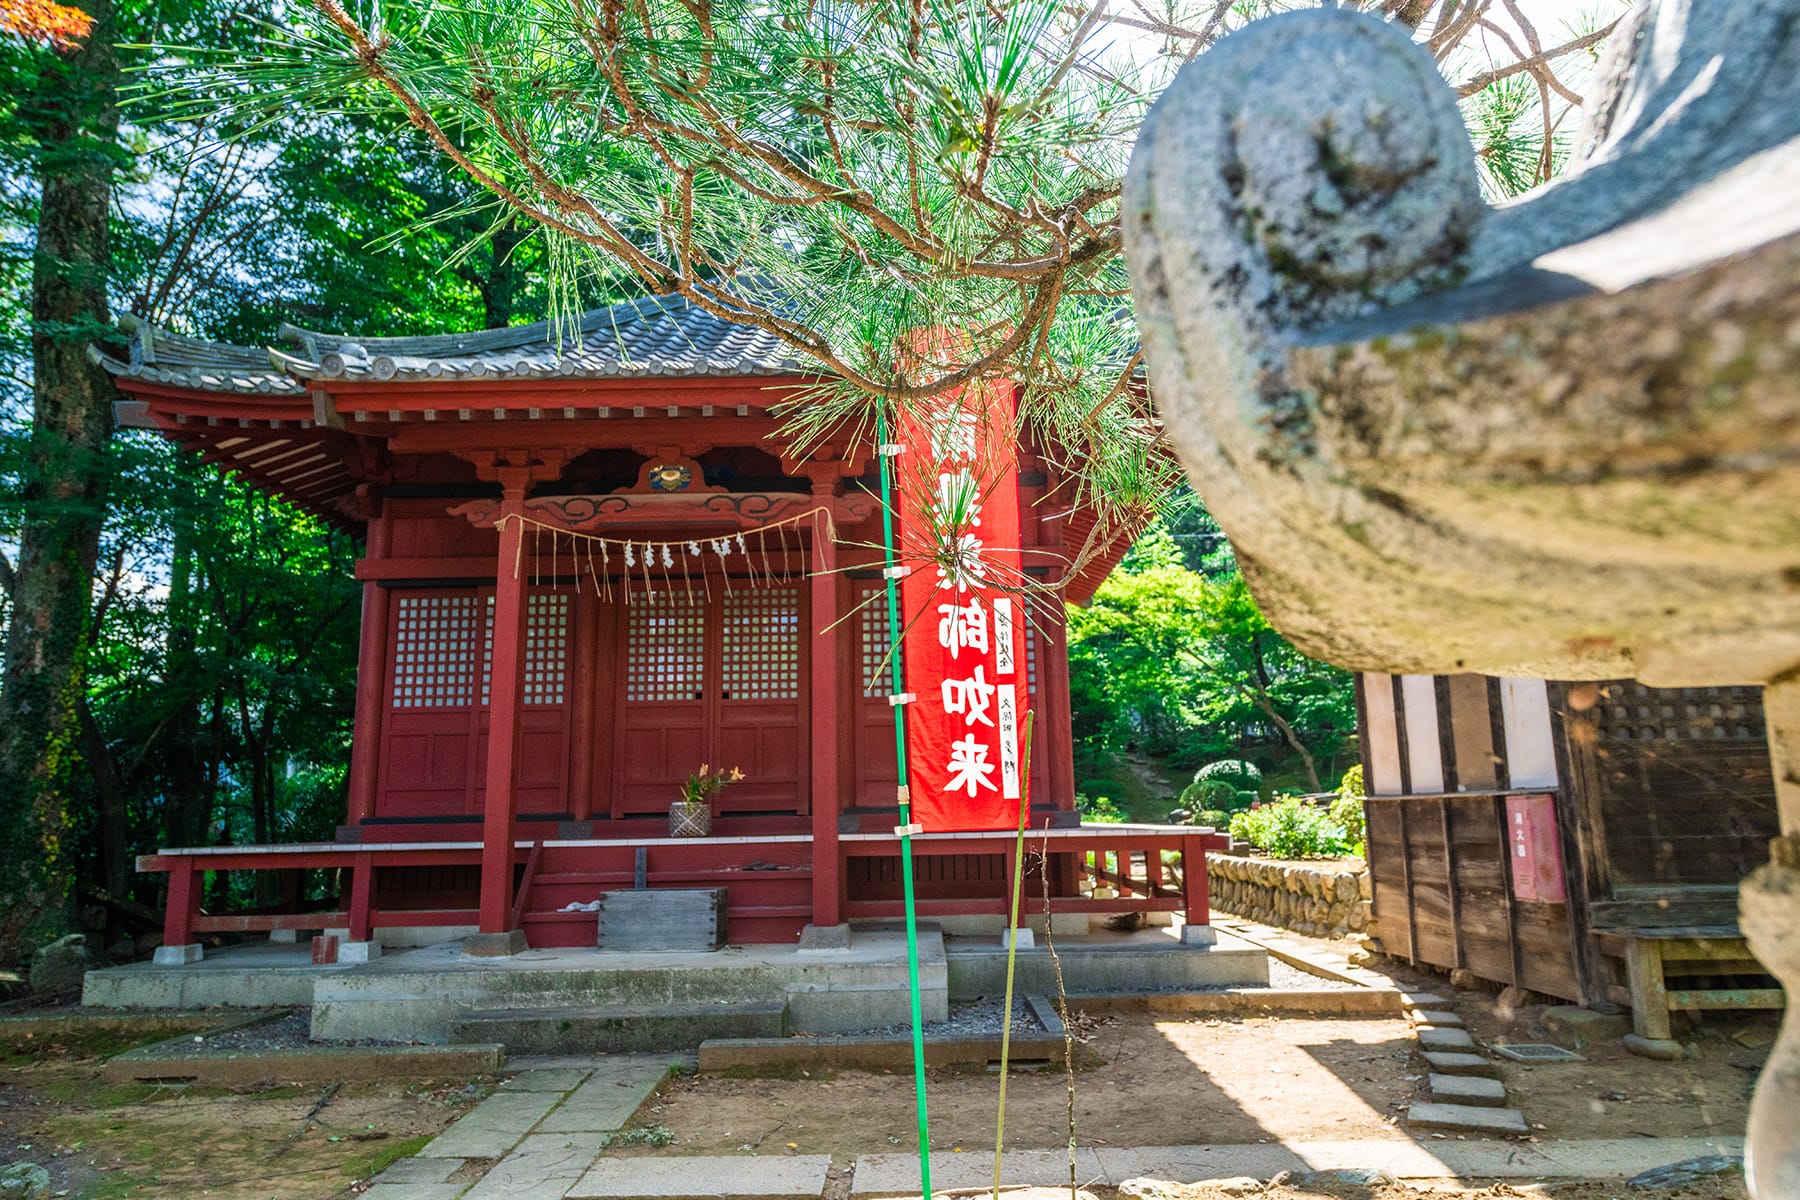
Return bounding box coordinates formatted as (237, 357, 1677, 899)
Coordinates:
(346, 503, 393, 826)
(809, 531, 844, 929)
(567, 592, 600, 822)
(477, 485, 531, 942)
(1041, 588, 1077, 814)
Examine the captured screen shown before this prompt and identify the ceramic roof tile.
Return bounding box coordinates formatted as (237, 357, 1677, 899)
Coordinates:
(96, 294, 817, 396)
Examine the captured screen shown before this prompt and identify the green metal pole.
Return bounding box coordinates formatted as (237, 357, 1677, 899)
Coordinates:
(878, 410, 933, 1200)
(992, 712, 1034, 1200)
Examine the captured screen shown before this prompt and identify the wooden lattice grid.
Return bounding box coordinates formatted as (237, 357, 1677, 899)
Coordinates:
(390, 594, 484, 709)
(625, 596, 706, 702)
(1588, 681, 1763, 743)
(723, 586, 801, 701)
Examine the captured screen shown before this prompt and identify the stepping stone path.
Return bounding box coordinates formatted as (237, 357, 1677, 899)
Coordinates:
(1405, 999, 1535, 1136)
(362, 1057, 674, 1200)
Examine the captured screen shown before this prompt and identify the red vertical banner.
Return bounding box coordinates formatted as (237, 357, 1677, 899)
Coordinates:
(894, 376, 1029, 832)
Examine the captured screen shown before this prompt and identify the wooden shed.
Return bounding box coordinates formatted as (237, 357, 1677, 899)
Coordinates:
(1355, 673, 1784, 1051)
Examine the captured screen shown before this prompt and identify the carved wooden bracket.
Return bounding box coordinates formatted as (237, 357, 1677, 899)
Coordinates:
(449, 490, 875, 533)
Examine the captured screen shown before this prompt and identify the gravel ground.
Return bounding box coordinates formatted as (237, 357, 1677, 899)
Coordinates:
(834, 997, 1044, 1041)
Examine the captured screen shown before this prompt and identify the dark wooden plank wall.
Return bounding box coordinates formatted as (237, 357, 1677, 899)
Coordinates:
(1561, 682, 1778, 899)
(1360, 672, 1589, 1004)
(1365, 793, 1585, 1002)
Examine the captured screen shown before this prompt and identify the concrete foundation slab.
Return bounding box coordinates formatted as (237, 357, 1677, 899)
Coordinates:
(84, 944, 351, 1009)
(570, 1154, 832, 1199)
(312, 932, 951, 1043)
(1407, 1102, 1529, 1134)
(452, 1001, 786, 1055)
(1428, 1073, 1507, 1107)
(340, 941, 382, 963)
(945, 928, 1266, 999)
(463, 931, 530, 958)
(153, 944, 203, 965)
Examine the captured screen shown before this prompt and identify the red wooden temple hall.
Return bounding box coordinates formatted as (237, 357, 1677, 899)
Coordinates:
(97, 297, 1221, 959)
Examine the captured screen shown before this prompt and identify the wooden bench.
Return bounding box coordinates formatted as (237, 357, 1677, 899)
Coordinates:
(1595, 926, 1784, 1055)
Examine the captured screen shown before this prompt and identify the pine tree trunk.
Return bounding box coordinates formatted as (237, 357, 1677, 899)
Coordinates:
(0, 0, 121, 957)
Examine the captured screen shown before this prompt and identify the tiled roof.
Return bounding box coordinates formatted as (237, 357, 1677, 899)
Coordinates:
(93, 296, 816, 395)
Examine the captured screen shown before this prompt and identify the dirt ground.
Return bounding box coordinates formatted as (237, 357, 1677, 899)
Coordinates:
(0, 1032, 484, 1199)
(0, 923, 1769, 1200)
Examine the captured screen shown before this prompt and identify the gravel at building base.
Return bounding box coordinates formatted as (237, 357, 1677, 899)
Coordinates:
(828, 997, 1045, 1041)
(189, 1010, 419, 1052)
(1265, 960, 1357, 990)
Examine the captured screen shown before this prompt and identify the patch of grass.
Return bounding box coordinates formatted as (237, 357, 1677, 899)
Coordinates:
(340, 1132, 434, 1180)
(607, 1124, 675, 1147)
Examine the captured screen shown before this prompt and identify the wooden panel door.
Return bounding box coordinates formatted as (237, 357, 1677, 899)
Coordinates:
(378, 590, 487, 819)
(719, 585, 805, 813)
(618, 595, 710, 816)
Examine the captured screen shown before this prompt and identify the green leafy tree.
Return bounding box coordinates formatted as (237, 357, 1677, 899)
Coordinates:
(1068, 519, 1354, 792)
(149, 0, 1617, 538)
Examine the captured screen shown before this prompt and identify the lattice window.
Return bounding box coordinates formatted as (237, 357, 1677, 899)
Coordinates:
(724, 587, 801, 701)
(1588, 681, 1764, 743)
(625, 597, 706, 702)
(475, 592, 571, 706)
(1026, 624, 1038, 696)
(391, 594, 483, 709)
(524, 593, 570, 705)
(860, 586, 893, 698)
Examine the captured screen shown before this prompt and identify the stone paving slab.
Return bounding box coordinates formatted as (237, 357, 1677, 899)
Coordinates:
(360, 1186, 470, 1200)
(502, 1069, 594, 1093)
(1407, 1102, 1529, 1134)
(1428, 1073, 1507, 1107)
(537, 1059, 668, 1133)
(570, 1154, 832, 1198)
(1416, 1026, 1477, 1051)
(850, 1149, 1107, 1195)
(463, 1131, 609, 1199)
(1421, 1051, 1499, 1077)
(420, 1091, 565, 1158)
(1410, 1009, 1464, 1027)
(375, 1156, 467, 1185)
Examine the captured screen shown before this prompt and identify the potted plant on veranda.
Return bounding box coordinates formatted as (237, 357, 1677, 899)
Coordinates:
(671, 764, 743, 837)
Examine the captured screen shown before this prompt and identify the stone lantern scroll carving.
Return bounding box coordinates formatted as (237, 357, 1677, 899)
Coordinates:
(1123, 2, 1798, 1194)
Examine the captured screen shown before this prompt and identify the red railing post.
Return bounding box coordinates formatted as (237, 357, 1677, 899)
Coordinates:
(1181, 834, 1216, 945)
(156, 857, 203, 964)
(348, 851, 374, 942)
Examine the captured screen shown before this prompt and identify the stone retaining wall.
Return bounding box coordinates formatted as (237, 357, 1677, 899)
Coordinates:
(1206, 853, 1372, 939)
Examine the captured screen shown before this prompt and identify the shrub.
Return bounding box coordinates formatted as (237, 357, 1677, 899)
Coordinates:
(1076, 792, 1125, 823)
(1337, 764, 1365, 798)
(1327, 791, 1366, 852)
(1192, 808, 1231, 830)
(1228, 795, 1352, 859)
(1192, 759, 1262, 793)
(1178, 777, 1240, 811)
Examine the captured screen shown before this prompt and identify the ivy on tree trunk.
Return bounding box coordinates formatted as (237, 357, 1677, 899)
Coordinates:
(0, 0, 122, 955)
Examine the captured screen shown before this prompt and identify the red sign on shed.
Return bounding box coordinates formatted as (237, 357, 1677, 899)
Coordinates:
(892, 378, 1029, 832)
(1505, 793, 1567, 903)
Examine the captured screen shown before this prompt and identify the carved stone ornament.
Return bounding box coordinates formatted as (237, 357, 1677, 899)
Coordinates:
(1124, 3, 1797, 1194)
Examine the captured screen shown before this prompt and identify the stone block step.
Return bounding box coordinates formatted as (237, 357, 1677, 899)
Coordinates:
(1421, 1051, 1500, 1078)
(1410, 1008, 1464, 1027)
(1428, 1072, 1508, 1107)
(1406, 1101, 1528, 1135)
(1416, 1026, 1477, 1051)
(449, 1001, 787, 1054)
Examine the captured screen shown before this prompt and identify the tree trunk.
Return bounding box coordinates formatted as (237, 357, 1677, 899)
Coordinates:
(478, 219, 528, 329)
(0, 0, 122, 956)
(1238, 682, 1323, 793)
